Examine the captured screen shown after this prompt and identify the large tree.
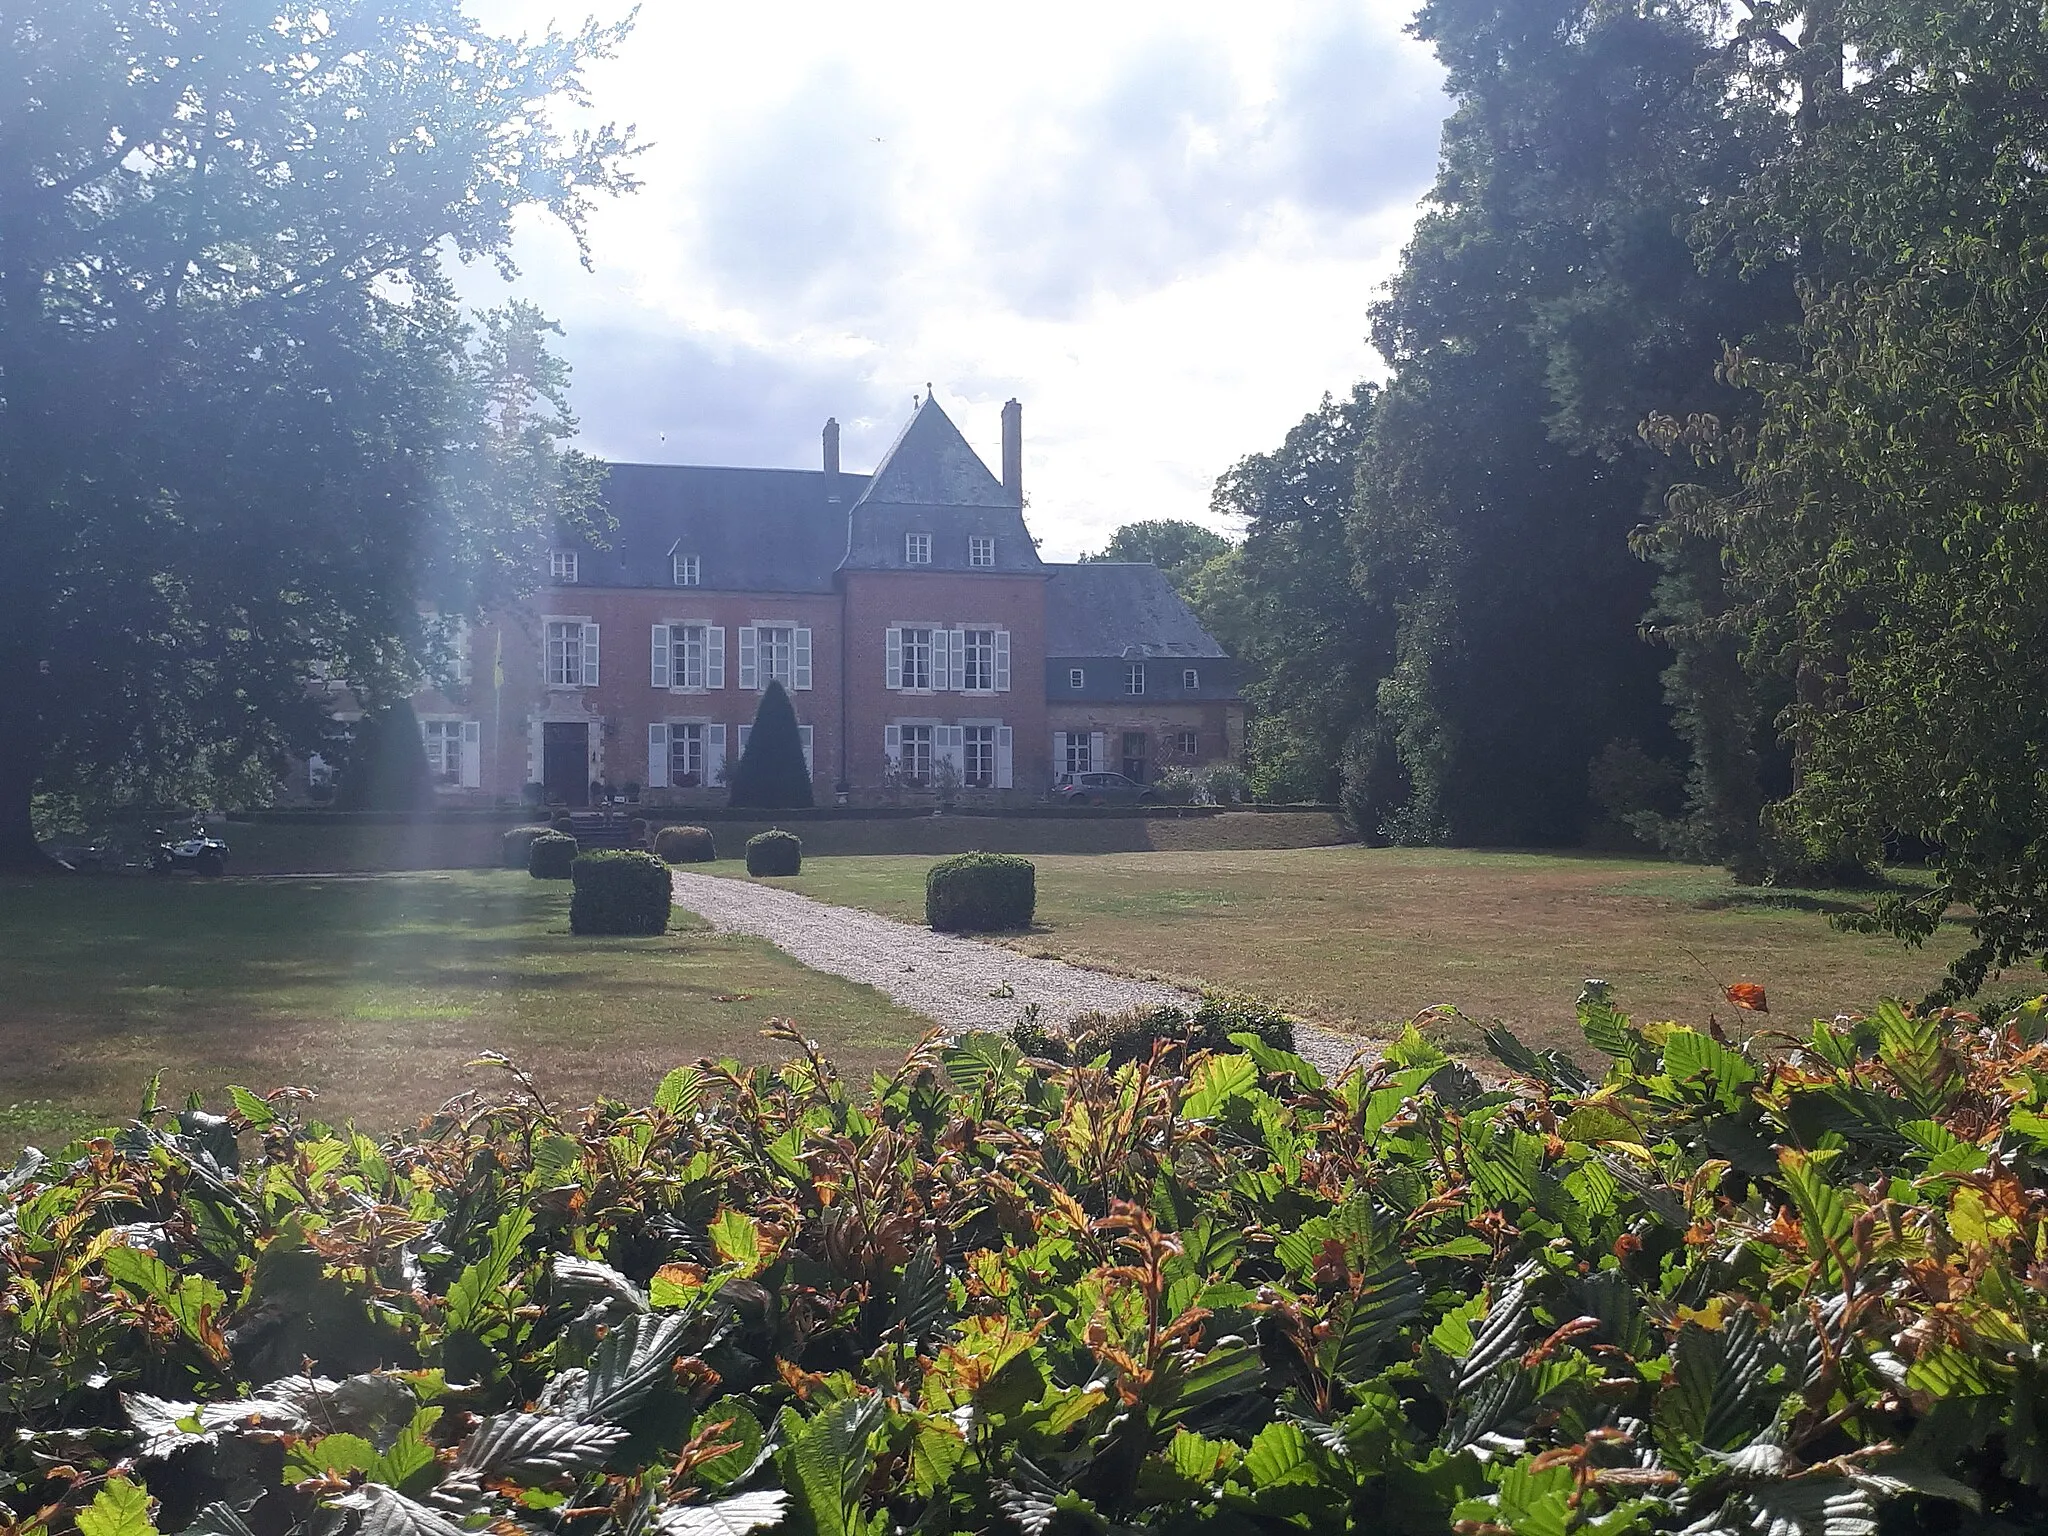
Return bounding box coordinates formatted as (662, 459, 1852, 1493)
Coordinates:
(1079, 519, 1232, 599)
(0, 0, 636, 863)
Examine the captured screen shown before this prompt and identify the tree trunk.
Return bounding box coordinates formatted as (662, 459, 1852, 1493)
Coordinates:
(0, 746, 57, 871)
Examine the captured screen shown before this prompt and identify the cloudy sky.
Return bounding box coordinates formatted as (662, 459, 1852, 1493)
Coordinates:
(462, 1, 1448, 559)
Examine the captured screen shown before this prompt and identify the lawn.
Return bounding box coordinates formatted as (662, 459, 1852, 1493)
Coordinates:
(707, 847, 1986, 1057)
(0, 871, 926, 1153)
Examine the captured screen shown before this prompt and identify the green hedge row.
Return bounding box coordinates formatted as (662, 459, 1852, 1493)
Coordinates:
(568, 849, 672, 935)
(925, 850, 1034, 931)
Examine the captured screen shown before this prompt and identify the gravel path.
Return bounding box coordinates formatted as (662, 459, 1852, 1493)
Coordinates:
(671, 870, 1369, 1078)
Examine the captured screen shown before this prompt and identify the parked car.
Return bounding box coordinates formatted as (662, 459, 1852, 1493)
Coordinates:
(1055, 771, 1157, 806)
(151, 821, 230, 876)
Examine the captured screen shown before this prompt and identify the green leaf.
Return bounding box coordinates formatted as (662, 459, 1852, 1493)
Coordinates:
(708, 1209, 765, 1273)
(102, 1246, 227, 1357)
(1183, 1052, 1259, 1118)
(655, 1066, 705, 1116)
(692, 1397, 766, 1491)
(455, 1413, 626, 1481)
(227, 1086, 275, 1130)
(1229, 1032, 1327, 1089)
(1408, 1235, 1492, 1262)
(779, 1395, 884, 1536)
(287, 1432, 379, 1481)
(577, 1312, 694, 1423)
(1242, 1420, 1313, 1489)
(1876, 1001, 1952, 1114)
(1778, 1147, 1854, 1282)
(1663, 1028, 1759, 1104)
(653, 1492, 789, 1535)
(329, 1485, 466, 1536)
(77, 1478, 156, 1536)
(443, 1207, 534, 1336)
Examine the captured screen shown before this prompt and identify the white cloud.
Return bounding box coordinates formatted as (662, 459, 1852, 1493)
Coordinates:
(462, 0, 1446, 558)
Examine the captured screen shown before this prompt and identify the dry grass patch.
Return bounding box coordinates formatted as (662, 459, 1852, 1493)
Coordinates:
(0, 871, 925, 1152)
(703, 846, 1967, 1057)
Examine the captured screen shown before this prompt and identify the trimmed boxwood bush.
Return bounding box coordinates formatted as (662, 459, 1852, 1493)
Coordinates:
(745, 828, 801, 876)
(926, 850, 1036, 932)
(654, 824, 717, 864)
(501, 824, 552, 869)
(568, 849, 672, 935)
(526, 830, 577, 879)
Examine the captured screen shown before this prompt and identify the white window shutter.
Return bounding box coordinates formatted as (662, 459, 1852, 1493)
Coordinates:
(706, 723, 726, 786)
(737, 626, 758, 689)
(1091, 731, 1106, 772)
(794, 627, 813, 690)
(651, 624, 671, 689)
(996, 726, 1013, 788)
(885, 627, 902, 689)
(995, 629, 1010, 691)
(708, 626, 726, 689)
(461, 721, 482, 788)
(799, 725, 814, 775)
(949, 629, 966, 691)
(647, 723, 670, 788)
(1052, 732, 1064, 776)
(884, 723, 901, 769)
(581, 623, 600, 686)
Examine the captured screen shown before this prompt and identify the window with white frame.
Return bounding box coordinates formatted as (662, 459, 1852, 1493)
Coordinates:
(1182, 667, 1200, 689)
(905, 532, 932, 565)
(963, 629, 996, 691)
(1069, 667, 1084, 689)
(963, 725, 996, 788)
(1124, 661, 1145, 695)
(670, 723, 705, 787)
(550, 549, 578, 582)
(900, 627, 933, 690)
(757, 625, 795, 686)
(674, 553, 700, 586)
(968, 535, 994, 567)
(1063, 732, 1093, 776)
(899, 724, 933, 783)
(421, 720, 465, 785)
(545, 620, 597, 686)
(1176, 730, 1199, 758)
(675, 625, 707, 688)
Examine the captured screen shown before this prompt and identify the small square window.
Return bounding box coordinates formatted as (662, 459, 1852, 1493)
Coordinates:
(1182, 667, 1199, 689)
(1124, 662, 1145, 696)
(550, 549, 578, 583)
(1177, 730, 1199, 757)
(968, 535, 995, 567)
(905, 532, 932, 565)
(1069, 668, 1084, 689)
(674, 553, 699, 586)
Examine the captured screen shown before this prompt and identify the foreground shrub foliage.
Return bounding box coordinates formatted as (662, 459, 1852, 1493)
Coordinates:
(568, 850, 672, 936)
(926, 851, 1035, 932)
(653, 825, 717, 864)
(5, 992, 2048, 1536)
(744, 829, 800, 877)
(1013, 993, 1298, 1066)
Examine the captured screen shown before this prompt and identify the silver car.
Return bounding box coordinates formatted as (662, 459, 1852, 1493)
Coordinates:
(1055, 771, 1157, 806)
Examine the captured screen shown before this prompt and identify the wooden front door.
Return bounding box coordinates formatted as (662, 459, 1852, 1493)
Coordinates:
(1122, 731, 1148, 783)
(543, 722, 589, 806)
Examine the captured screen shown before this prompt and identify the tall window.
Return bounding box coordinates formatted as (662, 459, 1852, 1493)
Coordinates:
(670, 723, 705, 787)
(1069, 668, 1084, 689)
(757, 625, 795, 686)
(900, 627, 933, 690)
(1124, 662, 1145, 696)
(673, 625, 706, 688)
(905, 532, 932, 565)
(1063, 733, 1092, 776)
(1176, 730, 1199, 758)
(963, 629, 996, 691)
(421, 720, 464, 785)
(899, 724, 933, 783)
(545, 621, 589, 686)
(674, 553, 700, 586)
(964, 725, 996, 788)
(550, 549, 578, 582)
(968, 535, 994, 567)
(1182, 667, 1199, 689)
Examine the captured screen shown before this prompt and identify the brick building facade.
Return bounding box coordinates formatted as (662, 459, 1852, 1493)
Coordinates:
(415, 397, 1243, 805)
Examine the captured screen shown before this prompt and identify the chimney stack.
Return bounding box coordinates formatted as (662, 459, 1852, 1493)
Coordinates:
(1001, 398, 1022, 504)
(822, 417, 840, 476)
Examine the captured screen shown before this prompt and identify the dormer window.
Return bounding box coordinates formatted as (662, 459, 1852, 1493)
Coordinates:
(905, 532, 932, 565)
(1124, 662, 1145, 696)
(674, 553, 700, 587)
(550, 549, 578, 583)
(968, 535, 994, 567)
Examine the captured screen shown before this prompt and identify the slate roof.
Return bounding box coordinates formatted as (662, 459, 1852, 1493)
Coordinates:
(574, 463, 867, 593)
(842, 397, 1044, 573)
(1044, 563, 1228, 658)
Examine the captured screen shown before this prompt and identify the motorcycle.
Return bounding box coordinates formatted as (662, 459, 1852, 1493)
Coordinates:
(151, 822, 230, 876)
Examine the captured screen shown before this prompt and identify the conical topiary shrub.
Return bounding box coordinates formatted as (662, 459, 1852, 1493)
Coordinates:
(728, 679, 814, 808)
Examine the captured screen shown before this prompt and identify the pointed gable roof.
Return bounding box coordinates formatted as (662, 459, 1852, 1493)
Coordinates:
(854, 396, 1014, 511)
(841, 395, 1044, 574)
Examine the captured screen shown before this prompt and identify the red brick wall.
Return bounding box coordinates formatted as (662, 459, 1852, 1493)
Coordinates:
(1046, 701, 1244, 778)
(841, 570, 1049, 792)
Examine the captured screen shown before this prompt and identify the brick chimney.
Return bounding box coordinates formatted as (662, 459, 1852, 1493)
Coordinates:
(1001, 398, 1022, 504)
(822, 416, 840, 475)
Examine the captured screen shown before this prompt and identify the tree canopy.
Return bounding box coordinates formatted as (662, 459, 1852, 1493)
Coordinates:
(1079, 519, 1232, 598)
(0, 0, 637, 862)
